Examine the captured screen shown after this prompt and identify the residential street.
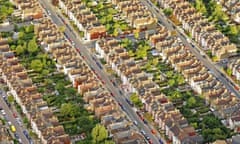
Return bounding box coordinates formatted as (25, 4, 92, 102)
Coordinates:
(39, 0, 164, 144)
(0, 89, 29, 144)
(141, 0, 240, 98)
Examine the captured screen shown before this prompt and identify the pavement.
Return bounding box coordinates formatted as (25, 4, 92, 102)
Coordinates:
(38, 1, 163, 144)
(141, 0, 240, 98)
(0, 89, 29, 144)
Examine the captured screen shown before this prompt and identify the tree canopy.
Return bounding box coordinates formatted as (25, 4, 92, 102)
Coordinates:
(91, 124, 108, 144)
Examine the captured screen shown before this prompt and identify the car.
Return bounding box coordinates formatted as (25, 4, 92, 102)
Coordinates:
(1, 110, 6, 115)
(133, 121, 138, 126)
(143, 119, 148, 124)
(23, 130, 30, 139)
(7, 121, 12, 125)
(16, 118, 22, 126)
(140, 130, 146, 135)
(13, 113, 17, 118)
(110, 93, 114, 97)
(119, 90, 123, 95)
(148, 139, 153, 144)
(151, 129, 156, 134)
(159, 139, 164, 144)
(146, 135, 150, 140)
(14, 133, 20, 139)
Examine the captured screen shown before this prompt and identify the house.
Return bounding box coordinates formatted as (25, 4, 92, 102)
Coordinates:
(11, 0, 43, 20)
(113, 130, 146, 144)
(114, 0, 157, 31)
(228, 59, 240, 81)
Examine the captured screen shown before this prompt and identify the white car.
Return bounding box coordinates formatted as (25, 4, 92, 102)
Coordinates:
(1, 110, 6, 115)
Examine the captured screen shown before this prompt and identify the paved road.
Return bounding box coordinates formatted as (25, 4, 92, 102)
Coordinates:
(39, 1, 162, 144)
(141, 0, 240, 98)
(0, 90, 29, 144)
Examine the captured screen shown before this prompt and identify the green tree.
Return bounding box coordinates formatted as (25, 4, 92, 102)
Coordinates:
(176, 75, 185, 85)
(163, 8, 173, 16)
(134, 31, 139, 39)
(30, 59, 43, 72)
(187, 97, 197, 108)
(58, 26, 66, 33)
(168, 79, 176, 87)
(60, 103, 78, 118)
(91, 124, 108, 144)
(27, 38, 38, 54)
(7, 95, 14, 104)
(113, 28, 119, 37)
(25, 25, 34, 33)
(18, 31, 25, 39)
(226, 68, 232, 76)
(55, 82, 65, 93)
(130, 93, 143, 108)
(136, 43, 150, 59)
(229, 25, 238, 36)
(15, 45, 25, 55)
(195, 0, 207, 14)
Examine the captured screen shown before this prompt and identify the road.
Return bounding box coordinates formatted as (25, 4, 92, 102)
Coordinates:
(0, 90, 29, 144)
(39, 1, 162, 144)
(141, 0, 240, 98)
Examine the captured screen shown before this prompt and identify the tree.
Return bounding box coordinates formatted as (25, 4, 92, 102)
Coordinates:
(15, 45, 25, 55)
(30, 59, 43, 72)
(27, 38, 38, 54)
(60, 103, 78, 118)
(229, 25, 238, 36)
(195, 0, 207, 14)
(55, 81, 65, 93)
(25, 25, 34, 33)
(226, 68, 232, 76)
(91, 124, 108, 144)
(176, 75, 185, 85)
(113, 28, 119, 37)
(163, 8, 173, 16)
(130, 93, 143, 108)
(134, 31, 139, 39)
(7, 95, 14, 104)
(18, 31, 25, 39)
(168, 79, 176, 87)
(58, 26, 66, 33)
(187, 97, 197, 108)
(136, 43, 149, 59)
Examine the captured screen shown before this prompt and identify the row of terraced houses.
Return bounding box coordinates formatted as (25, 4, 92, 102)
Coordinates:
(35, 17, 146, 144)
(95, 39, 203, 144)
(58, 0, 107, 41)
(58, 0, 158, 41)
(148, 26, 240, 132)
(158, 0, 237, 60)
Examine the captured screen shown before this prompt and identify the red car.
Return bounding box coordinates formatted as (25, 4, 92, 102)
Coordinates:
(13, 113, 17, 118)
(148, 139, 153, 144)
